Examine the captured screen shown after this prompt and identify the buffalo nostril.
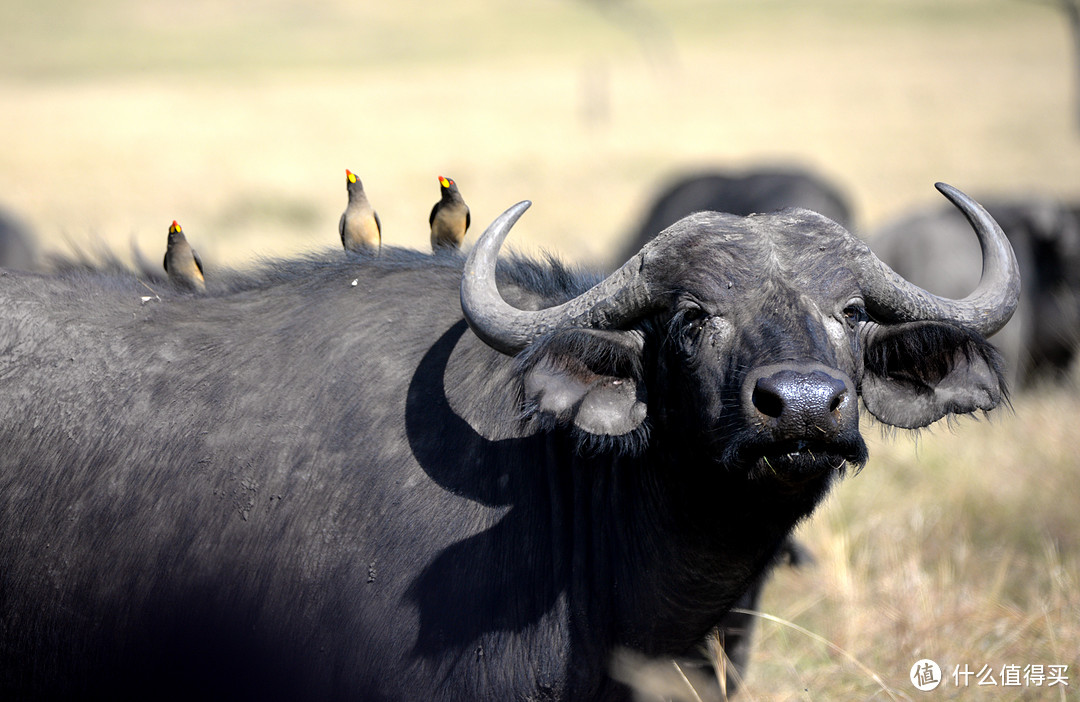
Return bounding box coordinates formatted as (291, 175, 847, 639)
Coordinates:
(752, 381, 785, 419)
(749, 369, 850, 433)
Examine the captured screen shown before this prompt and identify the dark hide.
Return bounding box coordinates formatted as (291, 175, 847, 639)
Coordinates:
(0, 206, 1006, 701)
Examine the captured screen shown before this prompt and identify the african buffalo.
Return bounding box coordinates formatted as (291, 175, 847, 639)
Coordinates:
(0, 183, 1017, 700)
(0, 206, 37, 271)
(615, 166, 853, 267)
(872, 195, 1079, 388)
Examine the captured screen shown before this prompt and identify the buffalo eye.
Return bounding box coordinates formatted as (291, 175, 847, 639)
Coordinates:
(842, 302, 867, 328)
(682, 306, 706, 323)
(671, 302, 710, 348)
(678, 303, 709, 332)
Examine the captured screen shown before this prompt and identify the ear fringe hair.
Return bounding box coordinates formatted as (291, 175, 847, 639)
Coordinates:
(570, 419, 652, 458)
(514, 329, 650, 458)
(861, 396, 1012, 441)
(518, 397, 652, 458)
(865, 321, 1010, 403)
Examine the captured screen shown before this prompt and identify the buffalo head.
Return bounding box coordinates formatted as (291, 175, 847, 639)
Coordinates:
(461, 183, 1020, 487)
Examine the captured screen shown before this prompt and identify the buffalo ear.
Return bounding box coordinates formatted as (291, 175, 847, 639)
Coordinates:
(516, 328, 647, 438)
(860, 321, 1008, 429)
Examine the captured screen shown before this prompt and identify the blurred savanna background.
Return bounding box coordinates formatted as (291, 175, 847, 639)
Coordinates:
(1, 0, 1078, 699)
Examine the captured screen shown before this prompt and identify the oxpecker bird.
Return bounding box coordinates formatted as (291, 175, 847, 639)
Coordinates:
(429, 175, 470, 251)
(163, 220, 205, 293)
(339, 169, 381, 253)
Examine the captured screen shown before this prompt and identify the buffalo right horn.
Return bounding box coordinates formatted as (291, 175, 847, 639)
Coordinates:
(856, 182, 1021, 337)
(460, 202, 658, 355)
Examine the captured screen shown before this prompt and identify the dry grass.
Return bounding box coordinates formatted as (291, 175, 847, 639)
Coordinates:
(621, 389, 1080, 701)
(735, 387, 1080, 700)
(611, 392, 1079, 701)
(3, 0, 1079, 699)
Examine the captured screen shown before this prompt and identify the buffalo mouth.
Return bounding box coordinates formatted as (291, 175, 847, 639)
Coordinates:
(726, 436, 869, 488)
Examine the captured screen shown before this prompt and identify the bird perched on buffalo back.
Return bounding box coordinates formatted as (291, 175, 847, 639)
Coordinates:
(339, 169, 381, 254)
(429, 176, 470, 252)
(163, 220, 205, 293)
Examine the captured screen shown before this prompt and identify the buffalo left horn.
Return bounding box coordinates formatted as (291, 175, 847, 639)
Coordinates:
(856, 182, 1021, 337)
(460, 201, 658, 355)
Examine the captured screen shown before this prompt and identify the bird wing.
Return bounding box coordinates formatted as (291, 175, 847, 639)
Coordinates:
(162, 253, 169, 273)
(374, 210, 382, 235)
(192, 249, 204, 276)
(339, 212, 347, 247)
(465, 207, 471, 231)
(429, 202, 439, 227)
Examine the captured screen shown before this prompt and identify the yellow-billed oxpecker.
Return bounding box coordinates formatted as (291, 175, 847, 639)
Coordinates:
(163, 220, 205, 293)
(429, 175, 470, 252)
(339, 169, 381, 254)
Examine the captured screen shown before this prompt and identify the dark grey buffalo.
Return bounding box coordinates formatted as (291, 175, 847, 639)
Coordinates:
(0, 184, 1017, 701)
(615, 166, 853, 267)
(0, 206, 38, 271)
(872, 195, 1079, 388)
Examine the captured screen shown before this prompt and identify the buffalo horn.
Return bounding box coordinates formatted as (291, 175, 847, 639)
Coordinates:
(461, 201, 656, 355)
(857, 182, 1020, 336)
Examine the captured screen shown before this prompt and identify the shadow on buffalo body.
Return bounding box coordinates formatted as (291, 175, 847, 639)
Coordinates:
(872, 194, 1080, 389)
(2, 582, 348, 702)
(403, 320, 568, 662)
(406, 315, 816, 695)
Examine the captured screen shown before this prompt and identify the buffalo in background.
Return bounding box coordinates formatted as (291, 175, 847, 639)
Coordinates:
(614, 166, 854, 267)
(872, 195, 1080, 388)
(0, 206, 38, 271)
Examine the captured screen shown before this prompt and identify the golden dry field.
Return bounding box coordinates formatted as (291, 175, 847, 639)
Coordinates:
(2, 0, 1078, 699)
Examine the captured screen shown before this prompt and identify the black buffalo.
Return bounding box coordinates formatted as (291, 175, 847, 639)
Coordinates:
(0, 184, 1017, 700)
(615, 166, 853, 267)
(872, 195, 1079, 388)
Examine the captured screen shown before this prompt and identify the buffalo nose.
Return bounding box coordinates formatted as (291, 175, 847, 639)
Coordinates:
(746, 365, 854, 439)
